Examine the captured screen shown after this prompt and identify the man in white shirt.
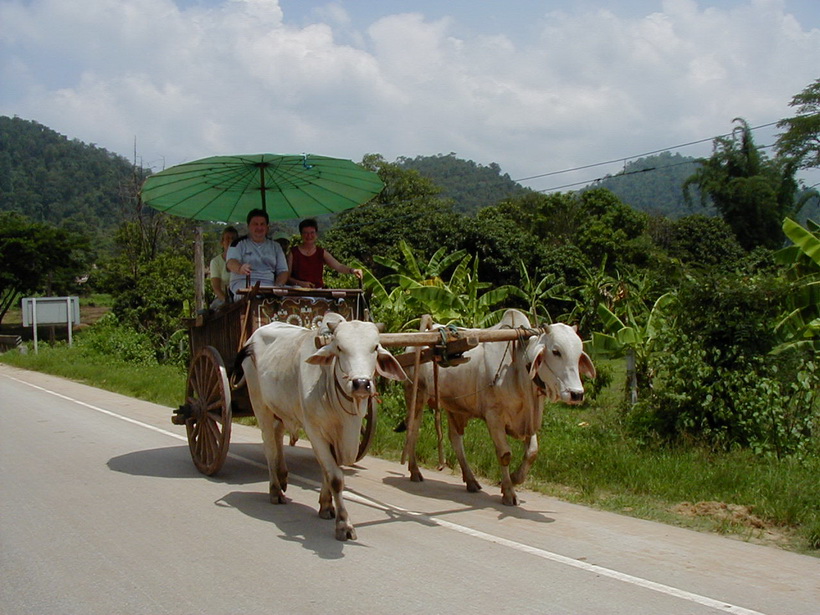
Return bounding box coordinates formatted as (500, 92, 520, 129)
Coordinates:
(226, 208, 289, 296)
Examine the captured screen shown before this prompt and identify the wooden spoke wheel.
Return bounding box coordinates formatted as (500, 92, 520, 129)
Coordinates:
(356, 398, 377, 462)
(184, 346, 232, 475)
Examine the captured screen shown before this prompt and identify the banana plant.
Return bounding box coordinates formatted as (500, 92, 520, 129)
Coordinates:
(407, 253, 519, 327)
(773, 218, 820, 354)
(515, 259, 571, 324)
(592, 292, 677, 404)
(373, 240, 467, 290)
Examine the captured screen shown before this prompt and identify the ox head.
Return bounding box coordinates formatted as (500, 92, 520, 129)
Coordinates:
(526, 323, 596, 404)
(307, 317, 407, 401)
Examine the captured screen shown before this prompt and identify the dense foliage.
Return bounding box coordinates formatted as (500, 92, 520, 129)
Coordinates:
(631, 272, 818, 457)
(0, 116, 140, 241)
(0, 211, 91, 323)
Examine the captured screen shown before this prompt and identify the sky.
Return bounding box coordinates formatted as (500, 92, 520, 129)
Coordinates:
(1, 0, 818, 193)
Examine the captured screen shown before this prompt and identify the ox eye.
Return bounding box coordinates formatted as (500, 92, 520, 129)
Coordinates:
(552, 349, 562, 358)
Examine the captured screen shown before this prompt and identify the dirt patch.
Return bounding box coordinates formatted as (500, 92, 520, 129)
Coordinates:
(672, 501, 796, 548)
(674, 501, 768, 529)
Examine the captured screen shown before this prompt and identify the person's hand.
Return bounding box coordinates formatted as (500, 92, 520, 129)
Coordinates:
(351, 268, 363, 279)
(238, 263, 252, 275)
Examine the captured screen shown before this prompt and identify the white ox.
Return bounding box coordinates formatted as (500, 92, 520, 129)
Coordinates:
(239, 314, 406, 540)
(403, 309, 595, 506)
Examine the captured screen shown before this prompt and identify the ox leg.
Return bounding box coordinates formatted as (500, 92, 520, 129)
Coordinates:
(511, 434, 538, 486)
(484, 413, 518, 506)
(311, 440, 356, 541)
(256, 411, 288, 504)
(402, 379, 426, 483)
(446, 412, 482, 493)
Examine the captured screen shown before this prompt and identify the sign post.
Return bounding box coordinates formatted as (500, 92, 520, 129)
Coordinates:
(22, 296, 81, 353)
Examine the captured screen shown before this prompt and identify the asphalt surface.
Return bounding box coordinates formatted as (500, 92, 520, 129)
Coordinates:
(1, 363, 818, 615)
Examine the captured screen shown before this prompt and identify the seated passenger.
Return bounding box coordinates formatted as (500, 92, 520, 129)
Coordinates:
(209, 226, 238, 309)
(226, 208, 289, 296)
(287, 218, 362, 289)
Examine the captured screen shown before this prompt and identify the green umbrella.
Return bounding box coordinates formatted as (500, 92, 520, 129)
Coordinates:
(140, 153, 383, 222)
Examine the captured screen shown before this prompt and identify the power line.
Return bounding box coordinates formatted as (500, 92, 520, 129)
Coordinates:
(533, 142, 781, 194)
(513, 121, 780, 184)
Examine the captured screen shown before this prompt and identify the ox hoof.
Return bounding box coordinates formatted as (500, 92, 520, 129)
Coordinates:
(466, 480, 482, 493)
(501, 493, 519, 506)
(269, 491, 287, 505)
(336, 525, 357, 541)
(409, 471, 424, 483)
(319, 507, 336, 520)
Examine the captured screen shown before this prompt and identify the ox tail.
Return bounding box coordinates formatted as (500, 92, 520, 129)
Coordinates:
(231, 343, 253, 389)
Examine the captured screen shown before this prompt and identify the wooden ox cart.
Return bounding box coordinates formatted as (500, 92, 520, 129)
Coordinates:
(173, 285, 544, 476)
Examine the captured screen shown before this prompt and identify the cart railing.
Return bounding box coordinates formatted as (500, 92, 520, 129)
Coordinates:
(186, 286, 367, 373)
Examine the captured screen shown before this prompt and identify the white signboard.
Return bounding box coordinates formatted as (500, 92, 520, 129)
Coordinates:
(21, 296, 81, 353)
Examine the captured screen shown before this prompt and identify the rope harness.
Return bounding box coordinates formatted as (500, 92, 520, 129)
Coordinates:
(435, 324, 547, 402)
(329, 348, 376, 417)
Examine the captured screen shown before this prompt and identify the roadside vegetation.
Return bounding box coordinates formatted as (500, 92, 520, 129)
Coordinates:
(2, 79, 818, 554)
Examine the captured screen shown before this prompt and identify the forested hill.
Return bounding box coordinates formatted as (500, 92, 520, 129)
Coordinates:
(397, 153, 528, 213)
(0, 116, 140, 235)
(586, 151, 708, 218)
(398, 151, 710, 219)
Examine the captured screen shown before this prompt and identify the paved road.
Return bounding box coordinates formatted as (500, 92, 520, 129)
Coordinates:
(1, 363, 818, 615)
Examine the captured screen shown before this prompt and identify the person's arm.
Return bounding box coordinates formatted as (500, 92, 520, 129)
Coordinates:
(227, 258, 251, 275)
(210, 276, 227, 301)
(324, 251, 362, 279)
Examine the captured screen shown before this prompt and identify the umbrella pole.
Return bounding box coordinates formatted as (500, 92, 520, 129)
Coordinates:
(194, 226, 205, 313)
(259, 164, 267, 214)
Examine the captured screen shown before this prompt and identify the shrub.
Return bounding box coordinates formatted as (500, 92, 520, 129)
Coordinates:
(77, 312, 158, 366)
(629, 272, 819, 456)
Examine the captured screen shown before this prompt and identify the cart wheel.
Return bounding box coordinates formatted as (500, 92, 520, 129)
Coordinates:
(356, 398, 377, 462)
(185, 346, 232, 475)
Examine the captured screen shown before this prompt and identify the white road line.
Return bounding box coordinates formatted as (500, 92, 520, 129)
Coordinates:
(6, 373, 768, 615)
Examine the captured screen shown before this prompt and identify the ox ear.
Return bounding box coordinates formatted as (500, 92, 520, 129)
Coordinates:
(579, 351, 596, 379)
(306, 344, 336, 365)
(376, 345, 408, 381)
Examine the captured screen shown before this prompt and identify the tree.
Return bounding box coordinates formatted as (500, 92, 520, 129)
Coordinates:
(323, 154, 461, 276)
(683, 118, 806, 250)
(0, 212, 90, 323)
(663, 214, 746, 271)
(776, 78, 820, 170)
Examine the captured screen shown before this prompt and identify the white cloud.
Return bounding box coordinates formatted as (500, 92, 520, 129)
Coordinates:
(1, 0, 817, 189)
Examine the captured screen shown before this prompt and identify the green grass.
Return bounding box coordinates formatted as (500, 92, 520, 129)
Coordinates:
(3, 343, 818, 554)
(1, 342, 185, 407)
